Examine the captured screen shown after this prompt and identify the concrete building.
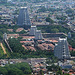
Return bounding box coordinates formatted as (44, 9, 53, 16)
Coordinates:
(3, 33, 7, 40)
(29, 26, 37, 35)
(54, 38, 71, 59)
(17, 7, 31, 29)
(29, 26, 43, 40)
(35, 30, 43, 40)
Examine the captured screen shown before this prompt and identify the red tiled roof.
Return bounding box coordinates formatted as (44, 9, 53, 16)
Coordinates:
(22, 45, 28, 50)
(20, 41, 33, 43)
(16, 28, 24, 32)
(69, 72, 74, 75)
(38, 43, 54, 50)
(38, 40, 43, 42)
(22, 36, 35, 39)
(68, 45, 75, 51)
(22, 45, 36, 51)
(7, 34, 19, 38)
(34, 63, 44, 68)
(26, 46, 36, 51)
(42, 68, 47, 71)
(50, 40, 58, 43)
(7, 29, 13, 32)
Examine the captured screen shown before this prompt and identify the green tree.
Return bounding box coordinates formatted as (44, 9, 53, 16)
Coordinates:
(70, 50, 75, 56)
(7, 68, 24, 75)
(56, 70, 63, 75)
(47, 64, 61, 71)
(18, 30, 26, 34)
(51, 28, 59, 33)
(4, 62, 32, 75)
(0, 67, 8, 75)
(40, 70, 44, 75)
(46, 17, 54, 24)
(8, 38, 25, 53)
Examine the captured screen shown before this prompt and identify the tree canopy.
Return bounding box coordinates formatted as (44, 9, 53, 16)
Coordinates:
(46, 17, 54, 24)
(0, 62, 32, 75)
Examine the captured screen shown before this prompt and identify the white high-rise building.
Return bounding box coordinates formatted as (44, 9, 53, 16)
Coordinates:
(29, 26, 37, 35)
(35, 30, 43, 40)
(54, 38, 71, 59)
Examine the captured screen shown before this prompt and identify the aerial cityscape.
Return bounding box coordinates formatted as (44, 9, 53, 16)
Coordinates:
(0, 0, 75, 75)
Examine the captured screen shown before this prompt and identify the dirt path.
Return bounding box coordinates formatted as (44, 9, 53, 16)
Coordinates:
(0, 43, 7, 54)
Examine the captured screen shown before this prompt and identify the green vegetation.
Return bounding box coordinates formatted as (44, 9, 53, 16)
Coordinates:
(56, 16, 67, 20)
(68, 33, 75, 56)
(47, 64, 70, 75)
(40, 70, 44, 75)
(68, 39, 75, 48)
(46, 57, 58, 64)
(70, 50, 75, 56)
(2, 38, 55, 59)
(47, 64, 61, 71)
(0, 44, 4, 58)
(0, 24, 9, 40)
(0, 22, 75, 58)
(56, 70, 63, 75)
(8, 38, 25, 53)
(0, 24, 20, 39)
(56, 70, 69, 75)
(10, 49, 55, 59)
(66, 8, 74, 14)
(37, 6, 47, 12)
(37, 6, 62, 13)
(2, 41, 11, 58)
(13, 9, 19, 15)
(68, 33, 75, 49)
(0, 24, 56, 59)
(0, 24, 24, 58)
(51, 28, 59, 33)
(37, 25, 75, 56)
(10, 49, 56, 59)
(46, 17, 54, 24)
(0, 62, 32, 75)
(37, 25, 70, 33)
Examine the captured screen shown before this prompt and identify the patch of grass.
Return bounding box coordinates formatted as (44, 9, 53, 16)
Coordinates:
(2, 41, 11, 58)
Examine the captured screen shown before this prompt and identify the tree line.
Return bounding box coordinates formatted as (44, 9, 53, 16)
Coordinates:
(0, 62, 32, 75)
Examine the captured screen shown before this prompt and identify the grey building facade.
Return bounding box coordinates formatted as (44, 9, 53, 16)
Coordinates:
(17, 7, 31, 29)
(29, 26, 37, 36)
(54, 38, 71, 59)
(35, 30, 43, 40)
